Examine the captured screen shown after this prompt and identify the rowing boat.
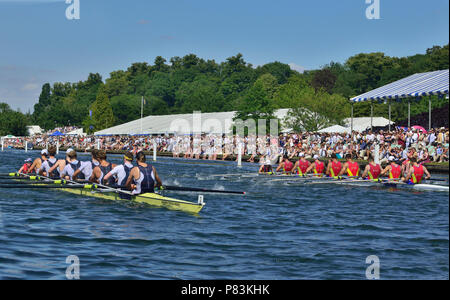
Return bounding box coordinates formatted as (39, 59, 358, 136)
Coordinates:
(12, 178, 205, 214)
(270, 176, 449, 192)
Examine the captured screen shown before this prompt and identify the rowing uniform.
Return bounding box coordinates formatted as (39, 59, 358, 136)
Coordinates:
(132, 164, 155, 195)
(99, 163, 116, 185)
(60, 160, 80, 180)
(21, 163, 33, 174)
(367, 163, 381, 180)
(282, 161, 294, 173)
(388, 163, 402, 180)
(109, 162, 134, 199)
(410, 164, 424, 184)
(312, 161, 325, 177)
(329, 161, 342, 177)
(346, 161, 359, 177)
(296, 160, 309, 176)
(77, 161, 99, 180)
(41, 158, 60, 178)
(261, 165, 273, 173)
(109, 163, 134, 186)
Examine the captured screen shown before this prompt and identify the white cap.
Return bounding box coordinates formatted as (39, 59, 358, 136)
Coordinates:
(313, 155, 319, 160)
(299, 153, 305, 157)
(24, 158, 33, 163)
(66, 148, 74, 155)
(388, 156, 395, 161)
(41, 149, 48, 155)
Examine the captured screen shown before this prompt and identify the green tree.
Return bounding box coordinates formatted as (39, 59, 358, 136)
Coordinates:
(87, 88, 114, 131)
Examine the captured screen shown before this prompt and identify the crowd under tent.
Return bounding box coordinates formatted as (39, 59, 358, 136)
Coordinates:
(350, 69, 449, 131)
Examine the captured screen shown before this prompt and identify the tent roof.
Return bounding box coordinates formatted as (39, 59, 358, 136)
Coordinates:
(350, 69, 449, 102)
(50, 131, 65, 136)
(318, 125, 350, 133)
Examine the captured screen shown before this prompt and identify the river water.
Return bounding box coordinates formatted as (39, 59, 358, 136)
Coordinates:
(0, 150, 448, 279)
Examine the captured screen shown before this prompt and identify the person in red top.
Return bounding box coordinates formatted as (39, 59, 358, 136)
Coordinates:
(276, 156, 294, 174)
(338, 154, 359, 177)
(18, 158, 33, 174)
(292, 153, 310, 176)
(403, 157, 431, 184)
(361, 156, 381, 180)
(326, 153, 342, 178)
(306, 155, 325, 177)
(381, 156, 403, 180)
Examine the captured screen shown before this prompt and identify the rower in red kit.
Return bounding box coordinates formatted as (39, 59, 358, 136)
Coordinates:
(381, 156, 402, 181)
(293, 153, 310, 176)
(403, 157, 431, 184)
(326, 153, 342, 178)
(361, 156, 381, 181)
(338, 154, 360, 177)
(276, 156, 294, 174)
(305, 155, 325, 177)
(18, 158, 33, 174)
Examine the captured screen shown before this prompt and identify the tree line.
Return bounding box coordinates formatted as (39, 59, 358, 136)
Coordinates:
(1, 44, 448, 135)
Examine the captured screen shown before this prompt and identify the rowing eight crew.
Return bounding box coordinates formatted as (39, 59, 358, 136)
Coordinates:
(265, 153, 431, 184)
(17, 148, 162, 196)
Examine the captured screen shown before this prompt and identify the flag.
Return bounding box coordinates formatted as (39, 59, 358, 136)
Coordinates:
(89, 110, 92, 118)
(142, 97, 146, 105)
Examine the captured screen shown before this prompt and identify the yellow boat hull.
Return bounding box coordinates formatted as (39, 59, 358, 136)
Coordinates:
(14, 179, 205, 214)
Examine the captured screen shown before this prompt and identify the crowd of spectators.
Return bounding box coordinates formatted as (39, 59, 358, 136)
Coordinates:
(2, 127, 449, 165)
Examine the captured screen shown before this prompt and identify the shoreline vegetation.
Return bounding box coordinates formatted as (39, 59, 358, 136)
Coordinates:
(1, 45, 449, 137)
(9, 146, 449, 174)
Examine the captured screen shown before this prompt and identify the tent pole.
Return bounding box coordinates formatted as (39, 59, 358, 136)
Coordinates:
(408, 100, 411, 128)
(388, 100, 391, 132)
(351, 103, 354, 134)
(370, 101, 373, 132)
(429, 95, 432, 131)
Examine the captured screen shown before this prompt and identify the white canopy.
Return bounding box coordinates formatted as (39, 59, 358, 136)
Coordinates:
(318, 125, 351, 133)
(344, 117, 391, 132)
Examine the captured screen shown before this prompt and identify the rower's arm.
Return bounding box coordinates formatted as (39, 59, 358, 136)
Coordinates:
(153, 167, 162, 188)
(380, 165, 390, 176)
(125, 167, 138, 189)
(48, 160, 63, 176)
(338, 163, 348, 176)
(29, 159, 39, 173)
(275, 162, 283, 172)
(72, 168, 80, 180)
(89, 167, 100, 183)
(258, 165, 264, 174)
(305, 163, 314, 173)
(18, 166, 24, 173)
(325, 163, 331, 176)
(423, 166, 431, 180)
(361, 165, 370, 179)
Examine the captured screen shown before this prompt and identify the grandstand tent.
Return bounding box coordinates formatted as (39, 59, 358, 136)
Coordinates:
(350, 69, 449, 131)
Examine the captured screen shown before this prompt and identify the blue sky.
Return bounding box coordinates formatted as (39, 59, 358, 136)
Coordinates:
(0, 0, 448, 112)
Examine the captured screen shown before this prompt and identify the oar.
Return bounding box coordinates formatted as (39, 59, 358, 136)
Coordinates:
(0, 184, 99, 189)
(162, 185, 246, 195)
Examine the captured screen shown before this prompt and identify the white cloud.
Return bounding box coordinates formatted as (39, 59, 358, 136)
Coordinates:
(288, 63, 305, 73)
(21, 83, 39, 91)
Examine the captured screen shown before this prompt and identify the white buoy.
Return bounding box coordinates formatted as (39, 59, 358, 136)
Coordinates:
(56, 139, 60, 155)
(1, 138, 4, 152)
(237, 143, 242, 167)
(153, 142, 157, 161)
(25, 139, 28, 153)
(97, 139, 100, 150)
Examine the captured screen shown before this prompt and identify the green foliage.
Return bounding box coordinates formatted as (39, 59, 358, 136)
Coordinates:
(0, 103, 29, 136)
(28, 44, 448, 132)
(282, 88, 350, 132)
(87, 88, 114, 132)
